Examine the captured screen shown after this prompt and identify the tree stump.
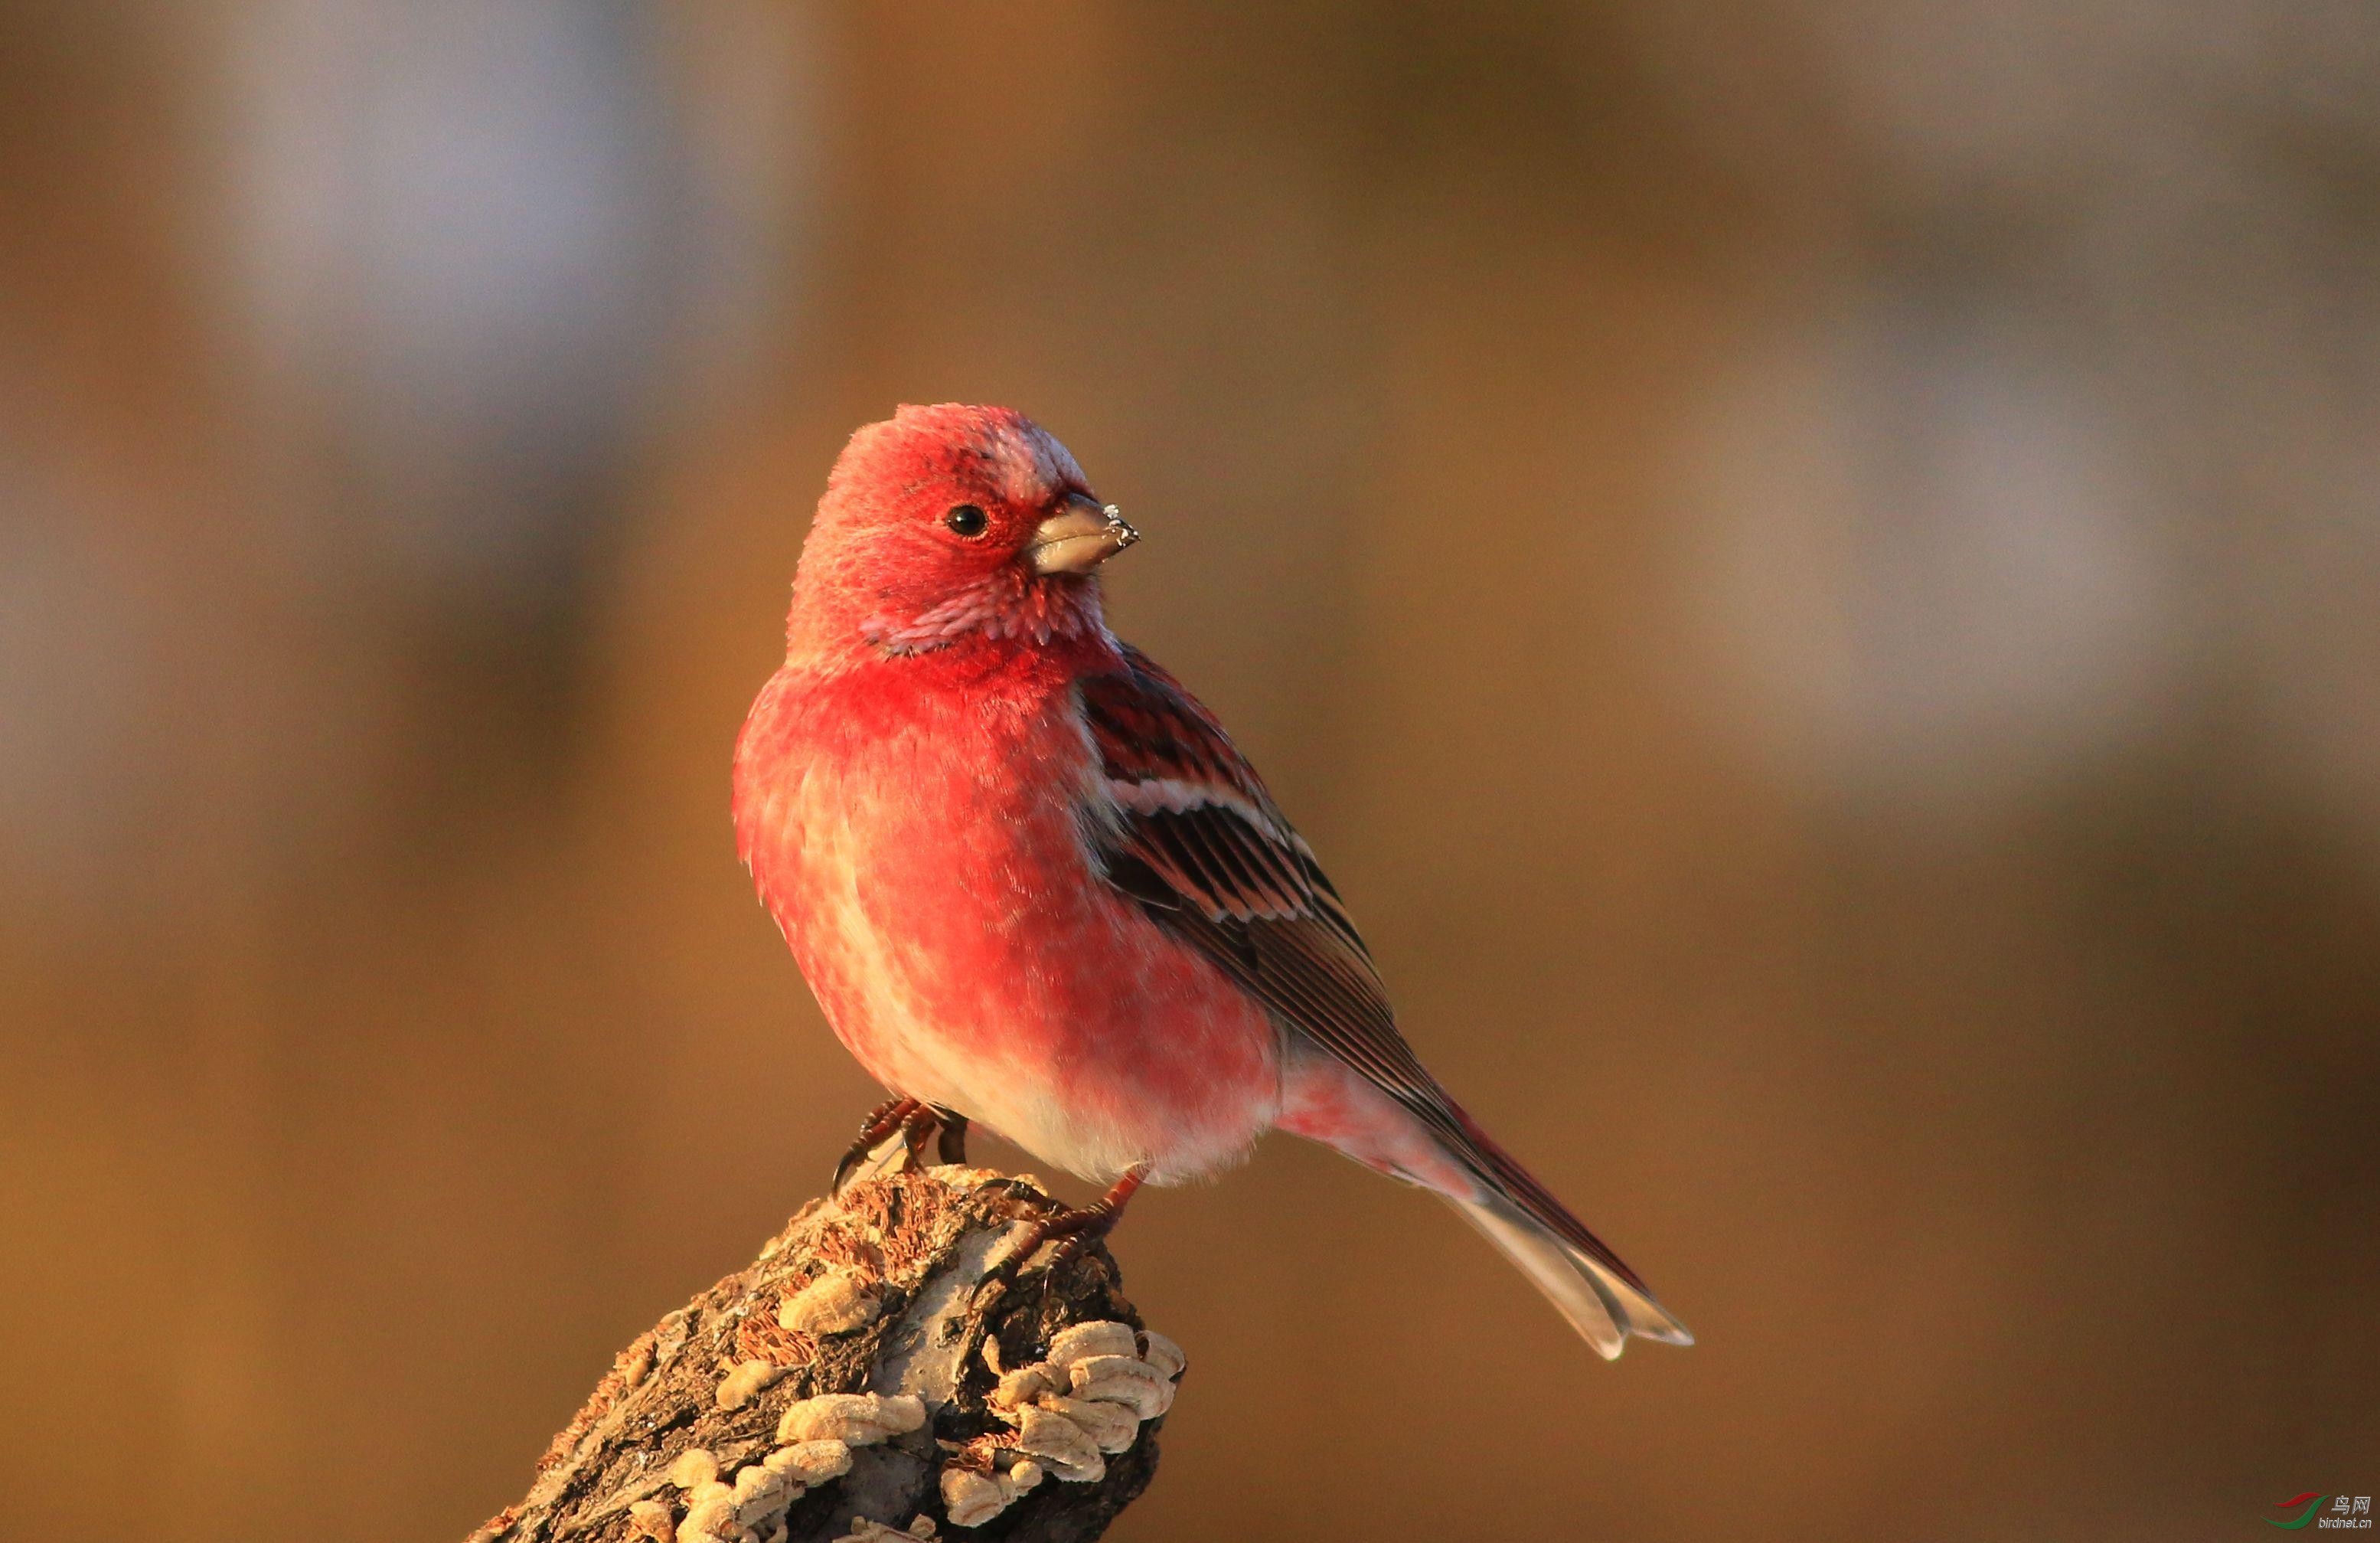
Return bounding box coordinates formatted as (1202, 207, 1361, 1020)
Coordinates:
(468, 1166, 1184, 1543)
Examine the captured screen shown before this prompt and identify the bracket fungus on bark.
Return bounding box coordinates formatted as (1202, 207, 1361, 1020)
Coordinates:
(468, 1166, 1184, 1543)
(779, 1271, 886, 1336)
(929, 1315, 1182, 1518)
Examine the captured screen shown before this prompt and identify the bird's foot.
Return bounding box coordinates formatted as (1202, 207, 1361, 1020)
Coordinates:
(832, 1098, 970, 1194)
(832, 1097, 920, 1193)
(984, 1166, 1148, 1289)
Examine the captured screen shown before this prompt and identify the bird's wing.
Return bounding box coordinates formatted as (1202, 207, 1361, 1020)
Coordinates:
(1077, 646, 1655, 1296)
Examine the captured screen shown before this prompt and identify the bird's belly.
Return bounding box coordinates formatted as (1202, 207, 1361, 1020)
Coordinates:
(771, 748, 1281, 1184)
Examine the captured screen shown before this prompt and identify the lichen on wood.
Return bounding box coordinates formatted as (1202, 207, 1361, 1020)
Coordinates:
(468, 1167, 1181, 1543)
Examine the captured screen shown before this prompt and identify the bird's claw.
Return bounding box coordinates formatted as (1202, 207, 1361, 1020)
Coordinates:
(894, 1104, 939, 1174)
(972, 1166, 1148, 1299)
(832, 1097, 921, 1195)
(832, 1098, 970, 1195)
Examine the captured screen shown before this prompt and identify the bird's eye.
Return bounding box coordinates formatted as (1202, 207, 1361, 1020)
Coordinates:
(944, 504, 989, 538)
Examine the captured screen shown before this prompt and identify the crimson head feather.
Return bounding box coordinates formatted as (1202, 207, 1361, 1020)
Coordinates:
(786, 403, 1139, 666)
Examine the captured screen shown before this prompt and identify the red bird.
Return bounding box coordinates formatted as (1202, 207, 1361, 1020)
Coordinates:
(733, 404, 1690, 1357)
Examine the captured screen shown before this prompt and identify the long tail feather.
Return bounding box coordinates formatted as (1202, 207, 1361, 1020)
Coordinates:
(1447, 1189, 1694, 1359)
(1275, 1051, 1690, 1357)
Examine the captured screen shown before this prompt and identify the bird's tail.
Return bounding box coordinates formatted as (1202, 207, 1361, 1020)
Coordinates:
(1276, 1052, 1691, 1358)
(1440, 1107, 1693, 1359)
(1444, 1187, 1693, 1359)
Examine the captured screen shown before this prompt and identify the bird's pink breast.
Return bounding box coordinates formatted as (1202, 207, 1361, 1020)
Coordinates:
(734, 659, 1281, 1182)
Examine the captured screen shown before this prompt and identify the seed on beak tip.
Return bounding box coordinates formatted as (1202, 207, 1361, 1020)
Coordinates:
(1027, 502, 1139, 574)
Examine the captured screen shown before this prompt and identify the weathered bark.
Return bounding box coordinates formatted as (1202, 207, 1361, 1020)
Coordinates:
(468, 1166, 1180, 1543)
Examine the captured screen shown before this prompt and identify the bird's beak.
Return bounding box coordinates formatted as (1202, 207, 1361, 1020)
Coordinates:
(1028, 495, 1140, 574)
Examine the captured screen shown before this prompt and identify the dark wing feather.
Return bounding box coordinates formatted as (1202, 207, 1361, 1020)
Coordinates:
(1078, 647, 1653, 1294)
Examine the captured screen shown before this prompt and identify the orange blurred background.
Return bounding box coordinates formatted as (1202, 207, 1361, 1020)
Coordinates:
(4, 5, 2376, 1540)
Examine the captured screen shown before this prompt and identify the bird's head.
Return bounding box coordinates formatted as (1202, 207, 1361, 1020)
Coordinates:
(785, 404, 1138, 667)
